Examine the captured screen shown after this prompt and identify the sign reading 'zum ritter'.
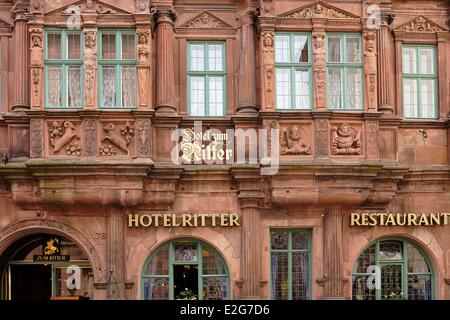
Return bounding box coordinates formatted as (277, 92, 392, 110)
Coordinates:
(128, 213, 240, 228)
(33, 237, 70, 262)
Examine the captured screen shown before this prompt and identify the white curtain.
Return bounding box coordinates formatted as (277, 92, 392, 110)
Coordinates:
(347, 68, 362, 109)
(328, 68, 342, 108)
(121, 67, 136, 107)
(68, 67, 81, 107)
(295, 69, 310, 109)
(102, 67, 116, 107)
(47, 67, 61, 107)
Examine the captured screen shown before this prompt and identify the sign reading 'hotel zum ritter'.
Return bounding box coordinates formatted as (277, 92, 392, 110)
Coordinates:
(350, 212, 450, 226)
(128, 213, 240, 228)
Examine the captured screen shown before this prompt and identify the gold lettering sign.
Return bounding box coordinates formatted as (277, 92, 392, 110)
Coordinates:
(350, 213, 450, 226)
(128, 213, 240, 228)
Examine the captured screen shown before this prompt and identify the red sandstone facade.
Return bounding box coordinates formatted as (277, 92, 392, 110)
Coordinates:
(0, 0, 449, 300)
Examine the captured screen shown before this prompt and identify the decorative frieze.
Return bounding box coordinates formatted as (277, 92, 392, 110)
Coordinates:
(395, 16, 448, 33)
(331, 123, 362, 155)
(315, 119, 328, 157)
(280, 125, 312, 155)
(30, 119, 44, 158)
(48, 121, 81, 156)
(100, 121, 135, 156)
(136, 119, 151, 157)
(280, 1, 359, 19)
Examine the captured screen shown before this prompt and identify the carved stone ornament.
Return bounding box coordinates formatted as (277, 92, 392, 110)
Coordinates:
(100, 122, 135, 156)
(315, 119, 328, 157)
(331, 123, 361, 155)
(180, 11, 233, 28)
(136, 119, 151, 156)
(313, 32, 326, 109)
(30, 28, 43, 68)
(280, 126, 312, 155)
(363, 32, 377, 111)
(135, 0, 150, 13)
(84, 119, 97, 157)
(30, 119, 44, 158)
(64, 0, 122, 15)
(280, 1, 359, 19)
(48, 121, 81, 156)
(395, 16, 448, 33)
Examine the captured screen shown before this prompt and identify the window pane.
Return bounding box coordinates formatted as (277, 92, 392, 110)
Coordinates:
(328, 68, 342, 108)
(47, 33, 61, 59)
(276, 68, 291, 109)
(294, 69, 310, 109)
(208, 44, 223, 71)
(203, 247, 226, 275)
(190, 44, 204, 71)
(47, 67, 61, 107)
(143, 278, 169, 300)
(403, 47, 417, 74)
(67, 33, 81, 59)
(419, 48, 434, 74)
(407, 244, 430, 273)
(202, 277, 228, 300)
(420, 79, 435, 118)
(353, 244, 376, 274)
(292, 252, 309, 300)
(347, 68, 362, 109)
(328, 37, 341, 62)
(381, 264, 403, 300)
(102, 67, 116, 107)
(408, 275, 432, 300)
(68, 66, 81, 107)
(403, 78, 418, 117)
(292, 230, 309, 250)
(293, 36, 308, 63)
(208, 76, 224, 116)
(352, 275, 376, 300)
(271, 252, 288, 299)
(346, 37, 361, 63)
(379, 241, 403, 260)
(122, 66, 136, 107)
(102, 34, 116, 59)
(190, 76, 205, 116)
(174, 243, 197, 262)
(144, 246, 169, 275)
(122, 34, 135, 59)
(275, 35, 290, 63)
(271, 230, 288, 250)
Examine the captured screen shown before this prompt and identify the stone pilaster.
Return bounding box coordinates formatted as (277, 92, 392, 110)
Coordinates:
(106, 208, 125, 299)
(29, 26, 43, 110)
(155, 10, 176, 114)
(312, 19, 326, 110)
(377, 12, 395, 114)
(260, 29, 275, 111)
(83, 9, 98, 109)
(363, 30, 378, 112)
(136, 29, 152, 109)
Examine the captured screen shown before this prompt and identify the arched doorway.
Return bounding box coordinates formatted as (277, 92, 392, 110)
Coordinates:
(0, 233, 94, 300)
(352, 238, 434, 300)
(141, 238, 230, 300)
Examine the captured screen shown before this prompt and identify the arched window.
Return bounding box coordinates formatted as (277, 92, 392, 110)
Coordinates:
(352, 238, 434, 300)
(141, 239, 230, 300)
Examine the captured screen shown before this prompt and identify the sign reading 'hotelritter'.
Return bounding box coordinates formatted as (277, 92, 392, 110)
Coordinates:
(128, 213, 240, 228)
(351, 212, 450, 226)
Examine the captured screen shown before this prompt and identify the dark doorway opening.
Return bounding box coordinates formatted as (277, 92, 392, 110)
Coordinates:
(10, 264, 52, 300)
(173, 265, 198, 300)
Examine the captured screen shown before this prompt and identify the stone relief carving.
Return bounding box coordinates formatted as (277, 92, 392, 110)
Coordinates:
(262, 32, 275, 109)
(48, 121, 81, 156)
(136, 119, 151, 156)
(331, 123, 361, 155)
(280, 126, 312, 155)
(364, 32, 377, 111)
(396, 16, 447, 32)
(100, 122, 135, 156)
(30, 119, 44, 158)
(84, 119, 97, 157)
(30, 27, 43, 108)
(135, 0, 150, 13)
(180, 11, 233, 28)
(260, 0, 274, 16)
(137, 30, 151, 107)
(366, 121, 378, 159)
(84, 31, 97, 107)
(64, 0, 119, 14)
(313, 32, 326, 109)
(315, 119, 328, 157)
(280, 1, 358, 19)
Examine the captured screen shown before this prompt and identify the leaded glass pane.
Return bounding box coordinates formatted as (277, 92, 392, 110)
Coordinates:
(275, 35, 290, 63)
(353, 244, 376, 274)
(403, 47, 417, 74)
(419, 48, 434, 74)
(102, 34, 116, 59)
(291, 252, 309, 300)
(293, 36, 308, 63)
(271, 252, 288, 299)
(328, 37, 341, 62)
(328, 68, 342, 109)
(190, 76, 205, 116)
(202, 248, 226, 275)
(47, 33, 61, 59)
(47, 67, 61, 107)
(101, 66, 116, 107)
(271, 231, 289, 250)
(352, 275, 376, 300)
(408, 275, 432, 300)
(202, 277, 228, 300)
(68, 66, 81, 107)
(174, 244, 197, 262)
(144, 246, 169, 275)
(190, 44, 205, 71)
(121, 66, 136, 107)
(381, 264, 404, 300)
(121, 34, 135, 59)
(275, 68, 291, 109)
(407, 244, 430, 273)
(291, 230, 309, 250)
(420, 79, 435, 118)
(347, 68, 362, 109)
(294, 69, 310, 109)
(67, 33, 81, 59)
(379, 241, 403, 260)
(208, 44, 223, 71)
(346, 37, 361, 63)
(143, 278, 169, 300)
(403, 78, 418, 117)
(208, 76, 224, 116)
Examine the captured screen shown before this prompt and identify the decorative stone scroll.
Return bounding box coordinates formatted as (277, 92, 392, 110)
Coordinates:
(261, 32, 275, 110)
(331, 123, 361, 155)
(84, 30, 97, 108)
(280, 126, 312, 155)
(313, 32, 326, 110)
(363, 31, 377, 112)
(30, 27, 43, 109)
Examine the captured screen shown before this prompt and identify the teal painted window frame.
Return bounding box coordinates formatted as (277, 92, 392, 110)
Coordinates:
(402, 44, 438, 119)
(352, 238, 435, 300)
(44, 29, 84, 109)
(187, 41, 226, 117)
(274, 32, 312, 110)
(141, 239, 230, 300)
(269, 229, 312, 300)
(326, 33, 364, 111)
(98, 29, 137, 109)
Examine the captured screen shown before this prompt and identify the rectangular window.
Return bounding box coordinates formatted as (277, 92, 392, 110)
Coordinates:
(275, 33, 312, 109)
(326, 33, 363, 110)
(99, 30, 136, 108)
(187, 42, 226, 117)
(402, 45, 437, 119)
(44, 30, 83, 108)
(270, 229, 311, 300)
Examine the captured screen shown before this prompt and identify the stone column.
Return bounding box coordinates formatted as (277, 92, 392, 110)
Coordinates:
(437, 32, 447, 119)
(237, 12, 258, 113)
(155, 10, 176, 114)
(260, 30, 275, 111)
(239, 199, 262, 299)
(363, 30, 377, 112)
(29, 26, 43, 110)
(377, 12, 395, 114)
(11, 3, 29, 111)
(106, 208, 125, 299)
(321, 208, 345, 299)
(312, 18, 326, 110)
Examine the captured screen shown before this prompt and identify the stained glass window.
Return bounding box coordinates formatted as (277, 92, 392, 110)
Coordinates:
(352, 239, 434, 300)
(270, 229, 311, 300)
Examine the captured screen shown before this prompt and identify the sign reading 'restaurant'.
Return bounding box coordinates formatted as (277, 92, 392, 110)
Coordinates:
(128, 213, 240, 228)
(350, 212, 450, 226)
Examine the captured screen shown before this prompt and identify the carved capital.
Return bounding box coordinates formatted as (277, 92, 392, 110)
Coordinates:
(11, 3, 30, 22)
(155, 9, 176, 25)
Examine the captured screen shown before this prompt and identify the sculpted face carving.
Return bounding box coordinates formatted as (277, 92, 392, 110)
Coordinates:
(280, 125, 312, 155)
(332, 123, 361, 155)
